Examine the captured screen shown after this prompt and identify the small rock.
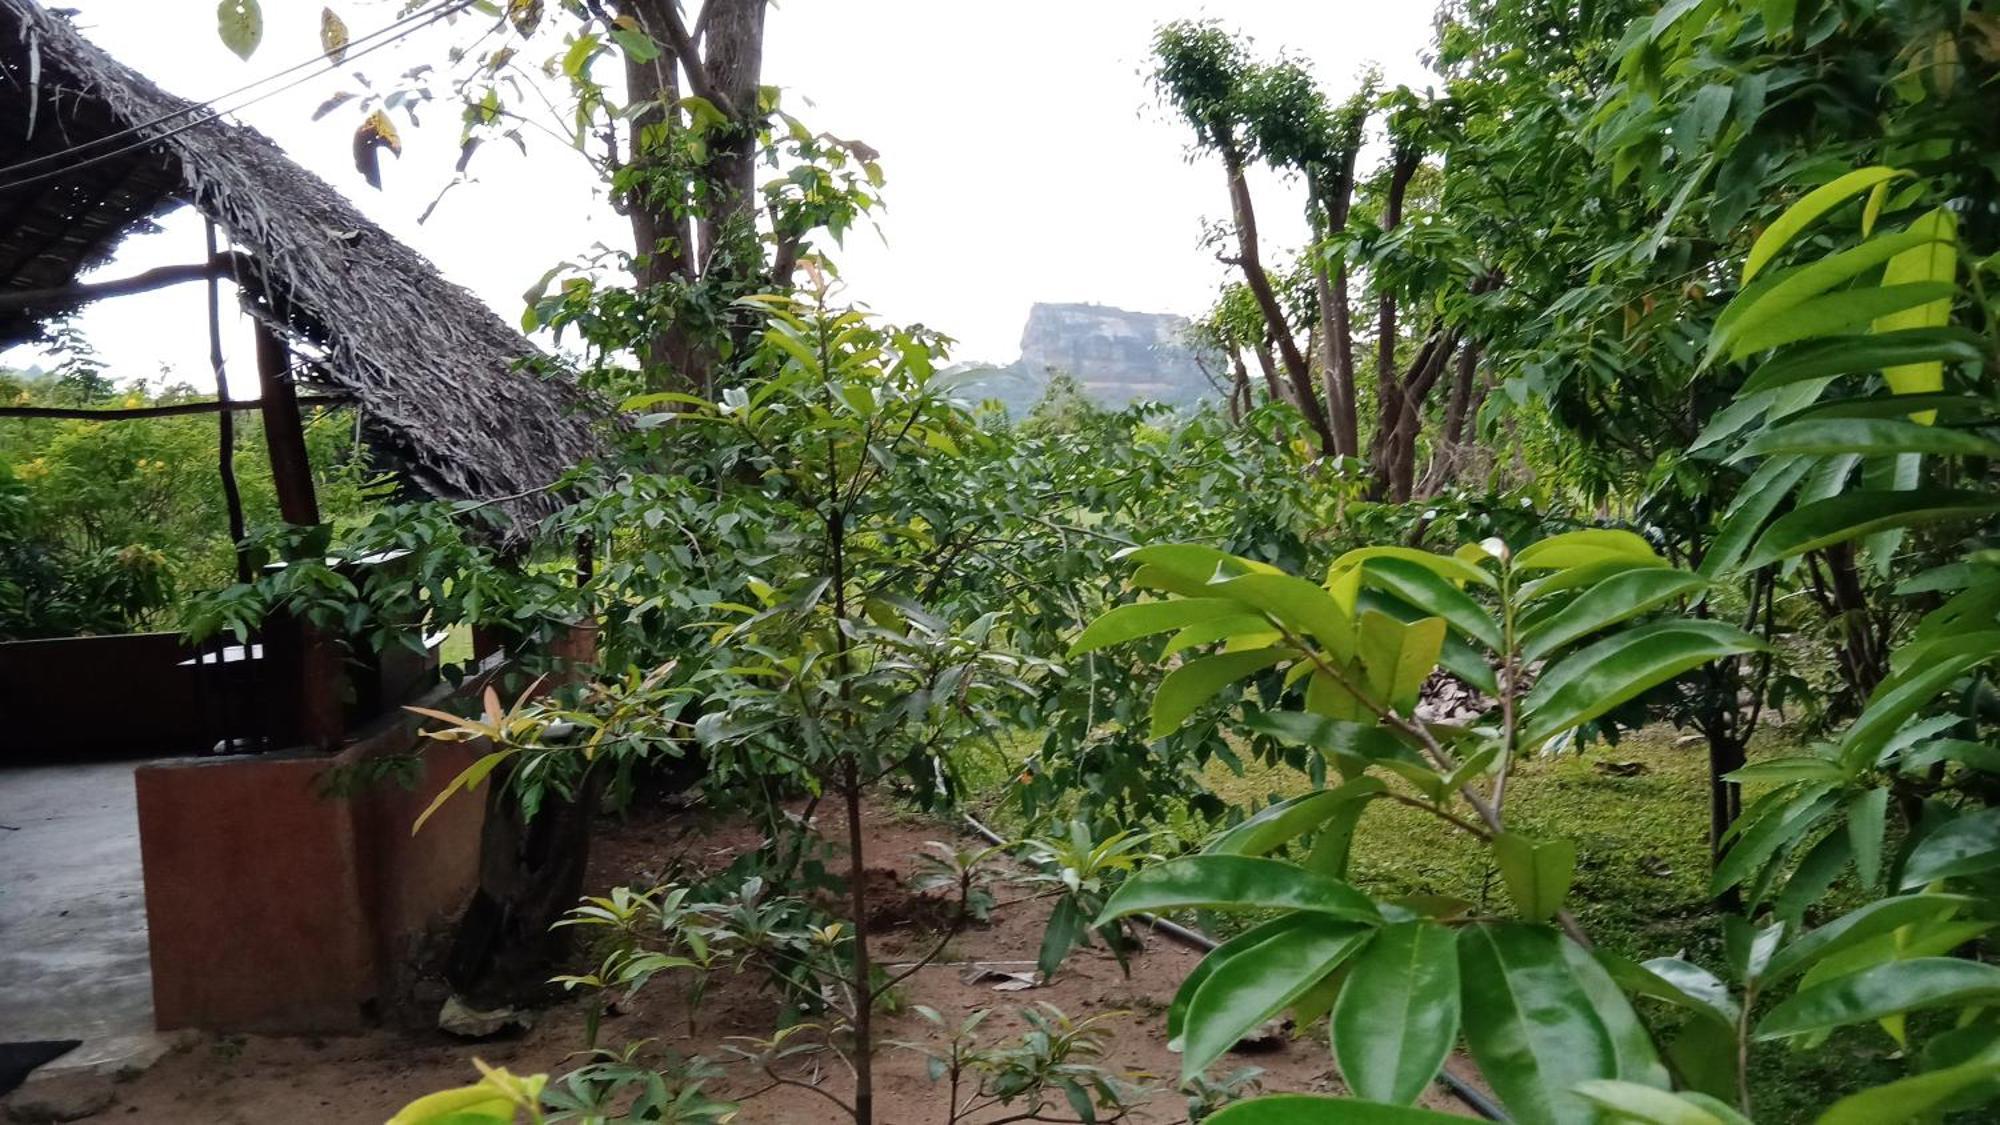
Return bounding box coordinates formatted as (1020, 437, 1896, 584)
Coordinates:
(437, 995, 536, 1039)
(4, 1071, 116, 1123)
(1229, 1018, 1290, 1055)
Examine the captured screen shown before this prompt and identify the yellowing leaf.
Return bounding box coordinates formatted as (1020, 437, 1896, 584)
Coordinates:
(1874, 208, 1960, 415)
(320, 7, 349, 64)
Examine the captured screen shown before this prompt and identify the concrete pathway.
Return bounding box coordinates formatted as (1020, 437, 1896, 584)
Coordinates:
(0, 760, 155, 1046)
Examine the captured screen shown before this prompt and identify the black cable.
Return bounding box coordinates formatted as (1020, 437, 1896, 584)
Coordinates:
(0, 0, 473, 194)
(0, 0, 472, 179)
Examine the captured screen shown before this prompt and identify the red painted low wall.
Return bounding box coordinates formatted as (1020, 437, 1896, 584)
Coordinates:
(136, 681, 489, 1033)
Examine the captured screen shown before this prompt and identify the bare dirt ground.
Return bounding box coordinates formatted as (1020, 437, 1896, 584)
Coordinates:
(103, 798, 1478, 1123)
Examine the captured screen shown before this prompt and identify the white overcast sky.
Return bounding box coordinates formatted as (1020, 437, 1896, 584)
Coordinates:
(13, 1, 1437, 391)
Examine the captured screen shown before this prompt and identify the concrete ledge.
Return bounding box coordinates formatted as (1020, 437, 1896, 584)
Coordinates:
(135, 677, 490, 1034)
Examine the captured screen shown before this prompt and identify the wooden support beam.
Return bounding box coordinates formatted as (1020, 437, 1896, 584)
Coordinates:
(0, 393, 348, 421)
(0, 251, 255, 315)
(254, 320, 320, 527)
(254, 319, 344, 749)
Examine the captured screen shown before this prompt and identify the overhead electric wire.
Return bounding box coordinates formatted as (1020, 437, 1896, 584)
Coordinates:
(0, 0, 472, 180)
(0, 0, 475, 194)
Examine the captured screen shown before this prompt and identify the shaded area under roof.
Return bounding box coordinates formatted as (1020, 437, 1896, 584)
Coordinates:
(0, 0, 607, 535)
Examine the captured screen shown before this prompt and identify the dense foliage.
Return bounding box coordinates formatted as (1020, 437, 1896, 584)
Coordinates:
(52, 0, 2000, 1121)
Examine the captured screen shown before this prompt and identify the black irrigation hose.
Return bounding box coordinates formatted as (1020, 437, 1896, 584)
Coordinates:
(960, 812, 1507, 1122)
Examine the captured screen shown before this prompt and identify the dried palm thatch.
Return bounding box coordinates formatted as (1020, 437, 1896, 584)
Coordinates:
(0, 0, 606, 537)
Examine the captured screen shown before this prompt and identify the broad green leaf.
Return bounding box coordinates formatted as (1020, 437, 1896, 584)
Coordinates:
(1181, 920, 1370, 1080)
(1094, 855, 1379, 926)
(1902, 808, 2000, 888)
(217, 0, 263, 59)
(1333, 923, 1460, 1105)
(1514, 529, 1660, 571)
(1358, 611, 1447, 714)
(1847, 787, 1889, 891)
(1211, 573, 1358, 661)
(1070, 598, 1245, 656)
(1724, 756, 1846, 784)
(1520, 568, 1707, 662)
(1494, 833, 1577, 923)
(1732, 419, 2000, 461)
(1601, 954, 1739, 1027)
(1711, 789, 1837, 899)
(1784, 393, 1983, 422)
(1763, 895, 1975, 983)
(1726, 283, 1957, 361)
(1776, 830, 1854, 925)
(1329, 546, 1496, 588)
(1875, 208, 1961, 404)
(1742, 490, 2000, 569)
(1742, 166, 1905, 284)
(1459, 924, 1651, 1125)
(1160, 615, 1279, 657)
(1562, 937, 1671, 1088)
(1521, 558, 1670, 603)
(1841, 652, 1991, 767)
(1522, 621, 1764, 746)
(1303, 793, 1373, 878)
(1240, 708, 1428, 774)
(1815, 1041, 2000, 1125)
(1205, 779, 1386, 857)
(1126, 544, 1272, 596)
(1204, 1095, 1467, 1125)
(1757, 958, 2000, 1039)
(1353, 557, 1502, 649)
(1740, 327, 1985, 394)
(1356, 589, 1501, 695)
(1700, 455, 1812, 578)
(1150, 647, 1288, 738)
(1725, 915, 1787, 984)
(1715, 226, 1952, 358)
(1574, 1081, 1746, 1125)
(1038, 894, 1086, 981)
(1166, 914, 1309, 1048)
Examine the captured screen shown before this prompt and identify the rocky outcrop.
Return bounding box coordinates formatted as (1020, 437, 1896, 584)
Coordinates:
(958, 303, 1217, 414)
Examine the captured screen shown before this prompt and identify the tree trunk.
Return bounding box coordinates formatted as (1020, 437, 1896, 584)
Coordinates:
(1251, 337, 1288, 406)
(1367, 152, 1422, 499)
(619, 0, 697, 389)
(691, 0, 768, 267)
(616, 0, 769, 392)
(446, 762, 602, 1007)
(1419, 338, 1482, 496)
(1219, 141, 1335, 454)
(1228, 350, 1250, 423)
(1314, 263, 1356, 458)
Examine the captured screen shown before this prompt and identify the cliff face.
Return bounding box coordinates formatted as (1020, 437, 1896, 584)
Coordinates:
(956, 303, 1216, 415)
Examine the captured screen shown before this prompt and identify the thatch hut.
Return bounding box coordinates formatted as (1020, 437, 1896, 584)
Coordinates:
(0, 1, 609, 1035)
(0, 0, 604, 535)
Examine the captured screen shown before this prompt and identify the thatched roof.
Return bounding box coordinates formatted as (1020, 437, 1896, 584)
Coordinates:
(0, 0, 606, 535)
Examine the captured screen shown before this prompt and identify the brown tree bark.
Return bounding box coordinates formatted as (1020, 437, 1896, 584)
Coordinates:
(1367, 150, 1423, 499)
(616, 0, 771, 392)
(1219, 141, 1335, 455)
(1306, 176, 1359, 459)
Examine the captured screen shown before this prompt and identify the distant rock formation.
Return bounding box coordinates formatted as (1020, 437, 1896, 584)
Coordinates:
(954, 302, 1217, 415)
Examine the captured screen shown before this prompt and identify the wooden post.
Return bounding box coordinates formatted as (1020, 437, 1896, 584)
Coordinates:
(254, 320, 319, 526)
(207, 223, 250, 585)
(254, 320, 341, 748)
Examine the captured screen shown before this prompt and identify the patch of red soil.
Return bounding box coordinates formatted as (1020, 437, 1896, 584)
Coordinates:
(105, 799, 1479, 1123)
